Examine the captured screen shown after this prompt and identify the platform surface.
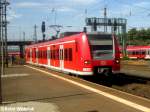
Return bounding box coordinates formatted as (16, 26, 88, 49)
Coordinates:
(1, 65, 150, 112)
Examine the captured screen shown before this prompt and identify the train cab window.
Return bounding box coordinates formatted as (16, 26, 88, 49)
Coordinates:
(87, 34, 113, 60)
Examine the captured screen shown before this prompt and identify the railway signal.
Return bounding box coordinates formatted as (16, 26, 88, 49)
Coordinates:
(41, 21, 46, 41)
(86, 17, 127, 57)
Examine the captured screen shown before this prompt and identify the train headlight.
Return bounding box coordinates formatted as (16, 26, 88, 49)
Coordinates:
(84, 60, 91, 64)
(115, 59, 120, 64)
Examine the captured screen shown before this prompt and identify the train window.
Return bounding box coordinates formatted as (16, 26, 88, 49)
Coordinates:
(64, 49, 68, 60)
(69, 48, 72, 61)
(45, 50, 47, 59)
(53, 50, 55, 60)
(39, 51, 41, 58)
(54, 49, 57, 60)
(60, 49, 63, 60)
(136, 51, 139, 55)
(62, 50, 64, 60)
(57, 49, 59, 60)
(51, 50, 53, 59)
(88, 34, 113, 60)
(141, 51, 145, 55)
(75, 42, 78, 52)
(38, 51, 41, 58)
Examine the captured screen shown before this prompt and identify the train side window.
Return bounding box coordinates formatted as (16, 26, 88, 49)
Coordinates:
(45, 50, 47, 59)
(38, 51, 41, 58)
(142, 51, 145, 55)
(55, 49, 57, 60)
(57, 49, 59, 60)
(53, 50, 55, 60)
(136, 51, 139, 55)
(64, 49, 68, 61)
(69, 48, 72, 61)
(51, 50, 53, 59)
(40, 51, 41, 58)
(52, 50, 54, 59)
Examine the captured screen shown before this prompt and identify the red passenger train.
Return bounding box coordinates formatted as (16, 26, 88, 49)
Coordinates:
(120, 46, 150, 59)
(25, 32, 120, 76)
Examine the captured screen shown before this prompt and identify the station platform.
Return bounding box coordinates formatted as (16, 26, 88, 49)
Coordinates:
(1, 65, 150, 112)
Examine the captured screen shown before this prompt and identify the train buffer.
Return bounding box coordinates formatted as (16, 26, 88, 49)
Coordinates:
(1, 65, 150, 112)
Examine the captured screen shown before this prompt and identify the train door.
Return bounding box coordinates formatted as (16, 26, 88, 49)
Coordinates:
(30, 48, 32, 63)
(47, 47, 50, 66)
(59, 45, 64, 70)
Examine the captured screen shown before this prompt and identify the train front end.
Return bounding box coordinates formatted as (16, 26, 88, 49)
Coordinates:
(87, 33, 120, 75)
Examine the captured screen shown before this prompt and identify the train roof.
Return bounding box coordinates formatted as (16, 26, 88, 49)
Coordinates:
(25, 32, 84, 48)
(26, 32, 115, 48)
(127, 45, 150, 50)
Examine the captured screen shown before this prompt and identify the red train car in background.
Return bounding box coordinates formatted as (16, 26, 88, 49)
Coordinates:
(120, 46, 150, 59)
(8, 52, 20, 57)
(127, 46, 150, 59)
(25, 32, 120, 76)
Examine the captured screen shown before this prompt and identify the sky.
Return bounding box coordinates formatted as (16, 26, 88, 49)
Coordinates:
(7, 0, 150, 41)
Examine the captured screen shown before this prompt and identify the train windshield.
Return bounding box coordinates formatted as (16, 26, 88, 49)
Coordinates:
(87, 34, 113, 60)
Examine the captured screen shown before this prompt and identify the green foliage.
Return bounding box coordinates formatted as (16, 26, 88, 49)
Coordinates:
(127, 28, 150, 45)
(122, 56, 129, 60)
